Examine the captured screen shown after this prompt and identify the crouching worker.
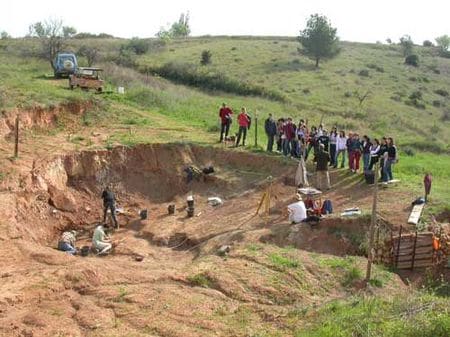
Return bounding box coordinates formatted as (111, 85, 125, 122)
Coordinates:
(58, 230, 77, 255)
(92, 223, 112, 255)
(287, 194, 307, 224)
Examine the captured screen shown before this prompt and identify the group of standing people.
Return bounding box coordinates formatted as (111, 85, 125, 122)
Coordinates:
(263, 116, 399, 183)
(218, 105, 399, 185)
(219, 103, 251, 147)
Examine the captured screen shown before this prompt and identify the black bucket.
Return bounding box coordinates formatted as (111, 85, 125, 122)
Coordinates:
(168, 204, 175, 215)
(80, 246, 90, 257)
(187, 207, 195, 218)
(187, 199, 194, 208)
(140, 209, 148, 220)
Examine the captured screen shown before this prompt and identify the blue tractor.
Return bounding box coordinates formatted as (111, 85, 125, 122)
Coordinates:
(53, 53, 78, 78)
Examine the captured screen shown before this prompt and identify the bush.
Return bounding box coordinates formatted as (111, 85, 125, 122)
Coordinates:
(124, 38, 149, 55)
(406, 90, 426, 109)
(403, 147, 416, 156)
(442, 110, 450, 122)
(435, 89, 449, 97)
(433, 100, 442, 107)
(423, 40, 434, 47)
(405, 54, 419, 66)
(200, 50, 212, 65)
(151, 62, 287, 102)
(344, 91, 352, 98)
(366, 63, 384, 72)
(358, 69, 370, 77)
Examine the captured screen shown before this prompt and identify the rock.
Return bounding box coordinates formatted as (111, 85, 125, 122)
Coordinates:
(48, 186, 77, 212)
(217, 245, 231, 256)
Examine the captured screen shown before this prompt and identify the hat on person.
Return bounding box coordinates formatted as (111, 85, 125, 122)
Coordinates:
(319, 143, 325, 149)
(295, 193, 303, 201)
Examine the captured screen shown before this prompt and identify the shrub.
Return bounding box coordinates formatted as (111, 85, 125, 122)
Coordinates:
(406, 90, 426, 109)
(358, 69, 370, 77)
(200, 50, 212, 65)
(344, 91, 352, 98)
(433, 100, 442, 107)
(366, 63, 384, 72)
(151, 62, 287, 102)
(399, 35, 414, 56)
(342, 266, 362, 287)
(405, 54, 419, 66)
(302, 88, 311, 94)
(403, 147, 416, 156)
(231, 46, 237, 50)
(423, 40, 434, 47)
(435, 89, 449, 97)
(124, 37, 149, 55)
(442, 110, 450, 122)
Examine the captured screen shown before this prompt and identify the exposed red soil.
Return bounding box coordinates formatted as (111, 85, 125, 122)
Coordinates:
(0, 110, 434, 336)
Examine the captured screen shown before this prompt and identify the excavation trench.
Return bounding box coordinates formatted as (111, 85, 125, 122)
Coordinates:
(18, 143, 295, 249)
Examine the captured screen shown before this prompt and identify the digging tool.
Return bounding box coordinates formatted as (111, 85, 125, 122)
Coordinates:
(255, 176, 273, 217)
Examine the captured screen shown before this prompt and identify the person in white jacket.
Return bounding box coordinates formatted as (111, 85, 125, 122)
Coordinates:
(335, 131, 348, 168)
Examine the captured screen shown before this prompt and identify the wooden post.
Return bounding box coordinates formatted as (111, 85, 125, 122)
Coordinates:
(254, 110, 258, 148)
(395, 225, 403, 268)
(365, 162, 379, 283)
(411, 231, 418, 270)
(14, 115, 19, 158)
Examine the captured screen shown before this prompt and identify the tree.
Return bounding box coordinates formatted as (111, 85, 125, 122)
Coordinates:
(0, 31, 11, 40)
(423, 40, 433, 47)
(298, 14, 340, 68)
(435, 35, 450, 52)
(200, 50, 212, 65)
(28, 18, 77, 70)
(170, 12, 190, 38)
(78, 45, 98, 66)
(399, 35, 414, 56)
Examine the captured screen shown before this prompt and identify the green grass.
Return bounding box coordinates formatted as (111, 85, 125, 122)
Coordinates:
(269, 252, 300, 269)
(294, 293, 450, 337)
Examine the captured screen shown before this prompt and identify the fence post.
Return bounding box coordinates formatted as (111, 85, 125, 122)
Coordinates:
(365, 162, 379, 283)
(411, 231, 418, 270)
(14, 115, 19, 158)
(254, 110, 258, 148)
(395, 225, 403, 268)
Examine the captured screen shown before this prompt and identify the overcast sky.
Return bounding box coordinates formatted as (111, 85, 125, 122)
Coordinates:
(1, 0, 449, 43)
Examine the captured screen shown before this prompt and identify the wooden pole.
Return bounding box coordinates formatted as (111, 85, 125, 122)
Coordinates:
(395, 225, 403, 268)
(365, 162, 379, 283)
(14, 115, 19, 158)
(254, 110, 258, 148)
(411, 231, 418, 270)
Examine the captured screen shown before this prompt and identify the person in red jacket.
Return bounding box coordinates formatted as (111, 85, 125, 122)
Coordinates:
(235, 107, 250, 147)
(219, 103, 233, 142)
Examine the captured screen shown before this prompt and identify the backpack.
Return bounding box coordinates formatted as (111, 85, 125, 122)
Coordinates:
(321, 199, 333, 215)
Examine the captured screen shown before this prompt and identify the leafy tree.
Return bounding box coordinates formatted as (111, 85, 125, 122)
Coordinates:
(298, 14, 340, 68)
(386, 38, 392, 44)
(399, 35, 414, 56)
(423, 40, 433, 47)
(200, 50, 212, 65)
(156, 27, 172, 43)
(435, 35, 450, 52)
(170, 12, 190, 38)
(0, 31, 10, 40)
(405, 54, 419, 67)
(28, 18, 77, 70)
(78, 45, 98, 66)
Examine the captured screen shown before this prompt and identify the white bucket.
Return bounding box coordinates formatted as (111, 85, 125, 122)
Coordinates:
(118, 86, 125, 94)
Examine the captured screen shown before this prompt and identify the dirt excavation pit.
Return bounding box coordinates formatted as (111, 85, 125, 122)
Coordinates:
(1, 143, 407, 336)
(18, 143, 301, 250)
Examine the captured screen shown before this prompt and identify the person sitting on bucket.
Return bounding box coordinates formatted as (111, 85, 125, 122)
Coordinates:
(58, 230, 77, 255)
(287, 194, 307, 224)
(92, 223, 112, 255)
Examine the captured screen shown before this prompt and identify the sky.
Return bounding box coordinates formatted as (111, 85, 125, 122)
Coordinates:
(1, 0, 449, 43)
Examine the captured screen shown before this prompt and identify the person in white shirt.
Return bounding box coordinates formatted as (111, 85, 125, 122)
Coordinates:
(287, 194, 307, 224)
(92, 223, 112, 255)
(368, 138, 381, 170)
(335, 130, 348, 168)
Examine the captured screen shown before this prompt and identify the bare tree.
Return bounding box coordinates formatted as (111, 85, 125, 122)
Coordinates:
(78, 45, 99, 66)
(28, 18, 77, 70)
(354, 89, 372, 109)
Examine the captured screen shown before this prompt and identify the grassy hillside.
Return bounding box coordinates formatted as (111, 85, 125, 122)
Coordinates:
(137, 37, 450, 152)
(1, 36, 448, 212)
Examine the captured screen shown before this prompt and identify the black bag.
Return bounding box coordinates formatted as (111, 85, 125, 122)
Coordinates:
(202, 166, 214, 175)
(364, 170, 375, 185)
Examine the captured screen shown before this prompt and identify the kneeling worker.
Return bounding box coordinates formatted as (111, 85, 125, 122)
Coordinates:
(92, 223, 112, 255)
(287, 194, 307, 224)
(58, 230, 77, 255)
